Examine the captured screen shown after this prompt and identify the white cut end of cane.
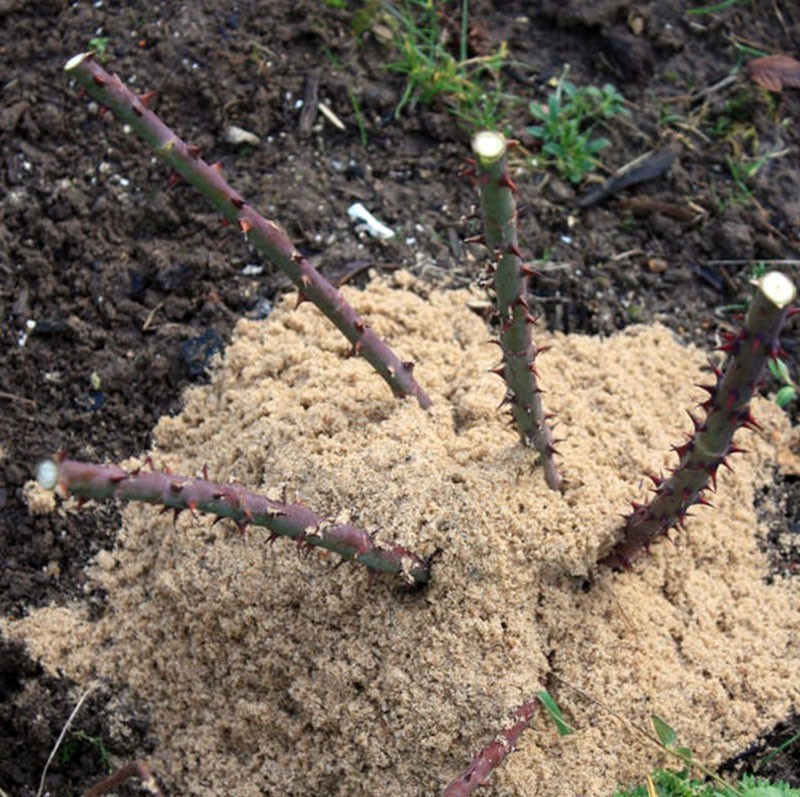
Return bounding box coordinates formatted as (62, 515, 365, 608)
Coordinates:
(761, 270, 797, 309)
(65, 52, 92, 72)
(37, 460, 59, 490)
(471, 130, 507, 166)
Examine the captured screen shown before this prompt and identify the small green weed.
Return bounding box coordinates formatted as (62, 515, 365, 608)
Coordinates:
(615, 770, 800, 797)
(726, 153, 768, 203)
(381, 0, 510, 129)
(88, 36, 110, 60)
(687, 0, 750, 15)
(615, 716, 800, 797)
(768, 356, 799, 409)
(526, 72, 628, 184)
(58, 729, 113, 772)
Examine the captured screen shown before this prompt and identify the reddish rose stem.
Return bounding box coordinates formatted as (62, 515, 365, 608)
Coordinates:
(64, 52, 431, 409)
(38, 458, 430, 586)
(442, 696, 539, 797)
(82, 760, 163, 797)
(471, 131, 561, 491)
(602, 270, 797, 568)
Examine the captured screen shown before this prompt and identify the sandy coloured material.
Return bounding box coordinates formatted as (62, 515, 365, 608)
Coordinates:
(11, 275, 800, 796)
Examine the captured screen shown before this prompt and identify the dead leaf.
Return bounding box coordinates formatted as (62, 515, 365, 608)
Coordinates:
(746, 53, 800, 92)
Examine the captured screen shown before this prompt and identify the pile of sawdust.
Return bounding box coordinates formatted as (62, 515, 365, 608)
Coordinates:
(10, 275, 800, 796)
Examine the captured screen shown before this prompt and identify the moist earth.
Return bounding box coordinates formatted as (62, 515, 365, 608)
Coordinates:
(2, 1, 800, 795)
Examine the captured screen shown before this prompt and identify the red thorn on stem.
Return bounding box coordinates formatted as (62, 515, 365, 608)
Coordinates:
(498, 172, 518, 193)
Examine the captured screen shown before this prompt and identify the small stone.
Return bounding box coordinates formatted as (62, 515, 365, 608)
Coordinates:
(372, 23, 394, 45)
(223, 125, 261, 147)
(647, 257, 668, 273)
(628, 14, 645, 36)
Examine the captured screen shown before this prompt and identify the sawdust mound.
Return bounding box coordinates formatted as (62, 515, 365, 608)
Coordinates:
(12, 276, 800, 796)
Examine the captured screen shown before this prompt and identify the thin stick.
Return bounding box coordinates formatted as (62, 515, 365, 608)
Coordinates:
(36, 685, 95, 797)
(0, 389, 37, 407)
(704, 259, 800, 266)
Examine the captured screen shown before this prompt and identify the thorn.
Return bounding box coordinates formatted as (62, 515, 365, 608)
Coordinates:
(741, 410, 762, 431)
(187, 144, 202, 159)
(138, 91, 157, 107)
(401, 360, 415, 373)
(645, 471, 664, 490)
(93, 74, 106, 88)
(211, 161, 223, 173)
(229, 195, 245, 210)
(695, 382, 717, 397)
(239, 218, 252, 235)
(499, 172, 519, 193)
(685, 410, 704, 433)
(295, 291, 309, 309)
(707, 464, 719, 492)
(671, 440, 694, 459)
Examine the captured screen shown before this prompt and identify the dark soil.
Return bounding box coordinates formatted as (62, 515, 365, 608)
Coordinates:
(1, 1, 799, 794)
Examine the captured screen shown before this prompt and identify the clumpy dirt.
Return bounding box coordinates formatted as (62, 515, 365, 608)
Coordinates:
(2, 0, 800, 794)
